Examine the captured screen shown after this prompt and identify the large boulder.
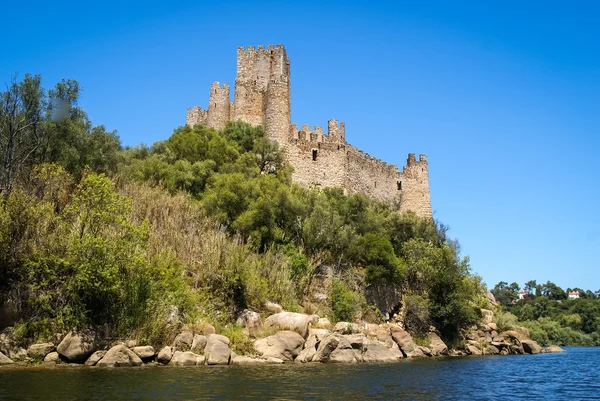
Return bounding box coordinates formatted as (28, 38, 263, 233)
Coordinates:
(0, 351, 14, 365)
(8, 347, 27, 361)
(365, 325, 395, 348)
(0, 328, 16, 356)
(171, 331, 194, 351)
(157, 346, 173, 365)
(97, 345, 143, 367)
(427, 332, 448, 356)
(314, 334, 358, 363)
(237, 310, 262, 335)
(315, 318, 332, 330)
(514, 326, 531, 340)
(206, 334, 230, 346)
(345, 334, 368, 350)
(27, 343, 55, 360)
(231, 356, 267, 365)
(362, 342, 400, 363)
(131, 346, 156, 361)
(57, 330, 95, 363)
(417, 345, 433, 357)
(544, 345, 566, 353)
(205, 334, 231, 365)
(85, 350, 107, 366)
(333, 322, 360, 335)
(43, 351, 60, 363)
(466, 345, 482, 356)
(501, 331, 523, 354)
(482, 344, 500, 355)
(191, 335, 207, 353)
(390, 328, 424, 358)
(480, 309, 494, 325)
(521, 339, 542, 355)
(254, 331, 304, 361)
(170, 351, 204, 366)
(264, 301, 283, 314)
(296, 330, 330, 363)
(264, 312, 317, 338)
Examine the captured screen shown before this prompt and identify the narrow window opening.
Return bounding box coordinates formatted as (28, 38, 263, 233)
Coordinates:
(312, 149, 318, 161)
(397, 181, 402, 190)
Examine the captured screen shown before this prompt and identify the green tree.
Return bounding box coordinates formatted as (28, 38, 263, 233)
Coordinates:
(0, 74, 44, 195)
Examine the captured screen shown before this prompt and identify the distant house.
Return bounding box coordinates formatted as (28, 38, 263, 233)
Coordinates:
(568, 291, 580, 300)
(518, 289, 529, 300)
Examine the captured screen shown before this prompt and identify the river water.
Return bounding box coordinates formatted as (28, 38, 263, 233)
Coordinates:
(1, 347, 598, 400)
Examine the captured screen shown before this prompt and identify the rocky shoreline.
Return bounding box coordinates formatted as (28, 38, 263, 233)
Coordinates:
(0, 308, 565, 368)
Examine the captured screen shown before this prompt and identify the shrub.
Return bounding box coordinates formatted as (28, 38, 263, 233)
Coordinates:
(330, 278, 363, 322)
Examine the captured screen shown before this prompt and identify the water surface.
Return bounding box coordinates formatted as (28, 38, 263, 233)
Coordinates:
(1, 347, 598, 400)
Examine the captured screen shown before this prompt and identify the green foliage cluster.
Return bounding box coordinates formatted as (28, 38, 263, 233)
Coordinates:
(0, 166, 194, 341)
(492, 280, 600, 346)
(0, 75, 485, 345)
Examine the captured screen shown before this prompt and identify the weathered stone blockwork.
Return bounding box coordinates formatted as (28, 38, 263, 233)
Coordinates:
(186, 45, 432, 218)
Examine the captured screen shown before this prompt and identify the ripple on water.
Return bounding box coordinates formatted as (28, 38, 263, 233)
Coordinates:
(0, 347, 597, 401)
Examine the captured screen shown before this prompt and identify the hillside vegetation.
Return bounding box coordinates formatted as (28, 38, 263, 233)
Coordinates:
(1, 75, 486, 346)
(492, 281, 600, 346)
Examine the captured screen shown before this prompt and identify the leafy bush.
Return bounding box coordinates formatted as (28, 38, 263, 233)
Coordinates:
(330, 278, 364, 322)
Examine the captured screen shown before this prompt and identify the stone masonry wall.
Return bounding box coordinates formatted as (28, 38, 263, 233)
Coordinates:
(206, 82, 231, 130)
(287, 124, 347, 189)
(186, 106, 207, 127)
(398, 154, 432, 217)
(185, 44, 432, 219)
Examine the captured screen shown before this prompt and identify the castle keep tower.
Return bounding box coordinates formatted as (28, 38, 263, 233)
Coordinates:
(185, 44, 432, 219)
(206, 82, 231, 130)
(233, 45, 291, 147)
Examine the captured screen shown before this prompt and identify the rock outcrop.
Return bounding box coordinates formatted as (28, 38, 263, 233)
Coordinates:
(544, 345, 566, 353)
(131, 346, 156, 361)
(43, 351, 60, 363)
(85, 350, 107, 366)
(254, 330, 304, 361)
(521, 339, 543, 355)
(264, 312, 317, 338)
(205, 334, 231, 365)
(237, 310, 262, 335)
(170, 351, 205, 366)
(0, 351, 14, 365)
(157, 346, 173, 365)
(171, 331, 194, 351)
(27, 343, 55, 360)
(427, 332, 448, 356)
(57, 330, 95, 363)
(231, 355, 267, 365)
(362, 342, 400, 363)
(390, 327, 424, 358)
(96, 345, 143, 367)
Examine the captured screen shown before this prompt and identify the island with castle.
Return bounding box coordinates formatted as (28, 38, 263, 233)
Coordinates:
(186, 44, 432, 219)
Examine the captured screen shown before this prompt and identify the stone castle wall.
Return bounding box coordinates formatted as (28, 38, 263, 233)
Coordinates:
(186, 44, 432, 218)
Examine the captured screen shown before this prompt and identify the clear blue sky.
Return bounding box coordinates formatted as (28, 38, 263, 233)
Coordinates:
(3, 1, 599, 291)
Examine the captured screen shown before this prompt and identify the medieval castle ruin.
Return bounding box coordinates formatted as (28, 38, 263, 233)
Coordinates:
(186, 45, 431, 218)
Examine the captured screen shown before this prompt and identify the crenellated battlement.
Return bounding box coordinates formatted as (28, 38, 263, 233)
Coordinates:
(210, 82, 230, 91)
(185, 44, 431, 218)
(186, 106, 207, 127)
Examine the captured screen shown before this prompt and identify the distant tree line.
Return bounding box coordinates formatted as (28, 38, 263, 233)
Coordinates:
(492, 280, 600, 346)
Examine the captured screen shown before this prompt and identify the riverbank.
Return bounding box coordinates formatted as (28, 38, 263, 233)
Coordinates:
(0, 309, 564, 369)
